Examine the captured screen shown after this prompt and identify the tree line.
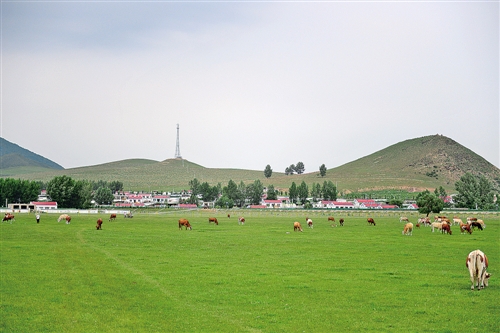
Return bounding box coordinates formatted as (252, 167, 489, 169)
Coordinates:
(0, 176, 123, 209)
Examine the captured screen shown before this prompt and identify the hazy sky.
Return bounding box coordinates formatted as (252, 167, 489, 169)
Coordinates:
(1, 1, 498, 172)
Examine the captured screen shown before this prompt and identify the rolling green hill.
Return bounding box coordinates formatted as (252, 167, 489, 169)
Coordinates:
(0, 137, 64, 170)
(2, 135, 499, 193)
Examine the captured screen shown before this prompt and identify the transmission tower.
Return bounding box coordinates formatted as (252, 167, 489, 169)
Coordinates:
(175, 124, 182, 159)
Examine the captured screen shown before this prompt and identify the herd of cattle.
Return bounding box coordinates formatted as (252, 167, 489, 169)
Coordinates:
(2, 211, 492, 290)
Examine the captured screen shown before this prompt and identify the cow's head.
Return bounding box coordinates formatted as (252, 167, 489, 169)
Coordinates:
(484, 273, 491, 287)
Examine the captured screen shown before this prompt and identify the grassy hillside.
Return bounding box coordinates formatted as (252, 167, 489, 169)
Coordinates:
(0, 137, 64, 170)
(3, 135, 499, 193)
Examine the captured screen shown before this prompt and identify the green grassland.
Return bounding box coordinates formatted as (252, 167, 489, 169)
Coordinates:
(1, 210, 499, 332)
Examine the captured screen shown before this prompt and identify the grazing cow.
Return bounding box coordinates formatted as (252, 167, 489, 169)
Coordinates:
(419, 217, 431, 226)
(307, 218, 313, 229)
(328, 216, 335, 222)
(470, 221, 483, 230)
(238, 217, 245, 225)
(124, 212, 133, 218)
(178, 219, 192, 230)
(96, 218, 103, 230)
(467, 217, 478, 223)
(441, 223, 452, 235)
(367, 218, 376, 226)
(460, 223, 472, 235)
(227, 214, 231, 218)
(402, 222, 413, 236)
(208, 217, 218, 225)
(399, 216, 409, 223)
(453, 217, 463, 226)
(466, 250, 491, 290)
(415, 223, 420, 228)
(339, 218, 344, 226)
(431, 222, 444, 232)
(2, 213, 15, 223)
(293, 222, 303, 232)
(58, 214, 70, 222)
(109, 213, 117, 221)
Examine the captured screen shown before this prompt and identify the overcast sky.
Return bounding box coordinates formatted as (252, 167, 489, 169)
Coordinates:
(1, 1, 498, 172)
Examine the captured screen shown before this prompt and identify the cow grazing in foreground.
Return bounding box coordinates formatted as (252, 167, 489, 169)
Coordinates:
(2, 213, 15, 223)
(470, 221, 484, 230)
(306, 218, 313, 229)
(328, 216, 335, 222)
(367, 218, 376, 226)
(96, 218, 103, 230)
(109, 213, 117, 221)
(238, 217, 245, 225)
(402, 223, 413, 236)
(441, 223, 452, 235)
(293, 222, 303, 232)
(58, 214, 70, 223)
(431, 222, 444, 232)
(399, 216, 409, 223)
(460, 223, 472, 235)
(466, 249, 491, 290)
(178, 219, 192, 230)
(339, 218, 344, 226)
(208, 217, 218, 225)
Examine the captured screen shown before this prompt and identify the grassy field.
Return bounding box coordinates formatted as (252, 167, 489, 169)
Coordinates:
(1, 210, 498, 332)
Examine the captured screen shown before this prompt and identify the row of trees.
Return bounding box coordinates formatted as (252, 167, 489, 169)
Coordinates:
(265, 163, 328, 178)
(0, 176, 124, 208)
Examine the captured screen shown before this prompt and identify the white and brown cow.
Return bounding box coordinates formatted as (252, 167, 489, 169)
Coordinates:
(306, 218, 313, 229)
(466, 249, 491, 290)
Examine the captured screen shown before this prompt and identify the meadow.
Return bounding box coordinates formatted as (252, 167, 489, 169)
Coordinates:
(1, 210, 498, 332)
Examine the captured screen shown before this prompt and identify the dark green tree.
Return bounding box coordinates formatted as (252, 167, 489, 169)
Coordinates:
(94, 186, 115, 205)
(416, 190, 444, 217)
(322, 181, 337, 201)
(235, 181, 247, 207)
(295, 162, 305, 174)
(264, 165, 273, 178)
(266, 184, 277, 200)
(246, 179, 264, 205)
(297, 181, 309, 204)
(189, 178, 201, 196)
(319, 164, 327, 177)
(455, 172, 495, 209)
(289, 182, 298, 203)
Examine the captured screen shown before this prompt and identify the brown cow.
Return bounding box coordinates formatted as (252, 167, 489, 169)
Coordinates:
(367, 218, 376, 226)
(339, 218, 344, 226)
(65, 215, 71, 224)
(208, 217, 218, 225)
(96, 218, 103, 230)
(441, 223, 452, 235)
(179, 219, 192, 230)
(293, 221, 303, 232)
(306, 218, 313, 228)
(2, 213, 14, 223)
(238, 217, 245, 225)
(460, 223, 472, 234)
(402, 222, 413, 236)
(470, 221, 484, 231)
(328, 216, 335, 222)
(109, 213, 117, 221)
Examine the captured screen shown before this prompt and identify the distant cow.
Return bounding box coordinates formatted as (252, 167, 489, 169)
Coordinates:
(466, 249, 491, 290)
(328, 216, 335, 222)
(208, 217, 218, 225)
(293, 222, 303, 232)
(453, 217, 463, 226)
(339, 218, 344, 226)
(96, 218, 103, 230)
(178, 219, 192, 230)
(431, 222, 444, 233)
(470, 221, 483, 230)
(124, 212, 133, 218)
(402, 222, 413, 236)
(367, 218, 376, 226)
(238, 217, 245, 225)
(306, 218, 313, 229)
(441, 223, 452, 235)
(109, 213, 117, 221)
(399, 216, 409, 223)
(227, 214, 231, 218)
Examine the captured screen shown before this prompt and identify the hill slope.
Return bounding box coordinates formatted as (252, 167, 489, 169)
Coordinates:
(3, 135, 499, 193)
(0, 138, 64, 170)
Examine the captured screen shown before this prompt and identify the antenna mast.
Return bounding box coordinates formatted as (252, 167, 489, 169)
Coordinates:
(175, 124, 182, 159)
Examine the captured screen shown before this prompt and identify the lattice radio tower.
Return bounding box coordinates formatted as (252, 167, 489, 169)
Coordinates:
(175, 124, 182, 159)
